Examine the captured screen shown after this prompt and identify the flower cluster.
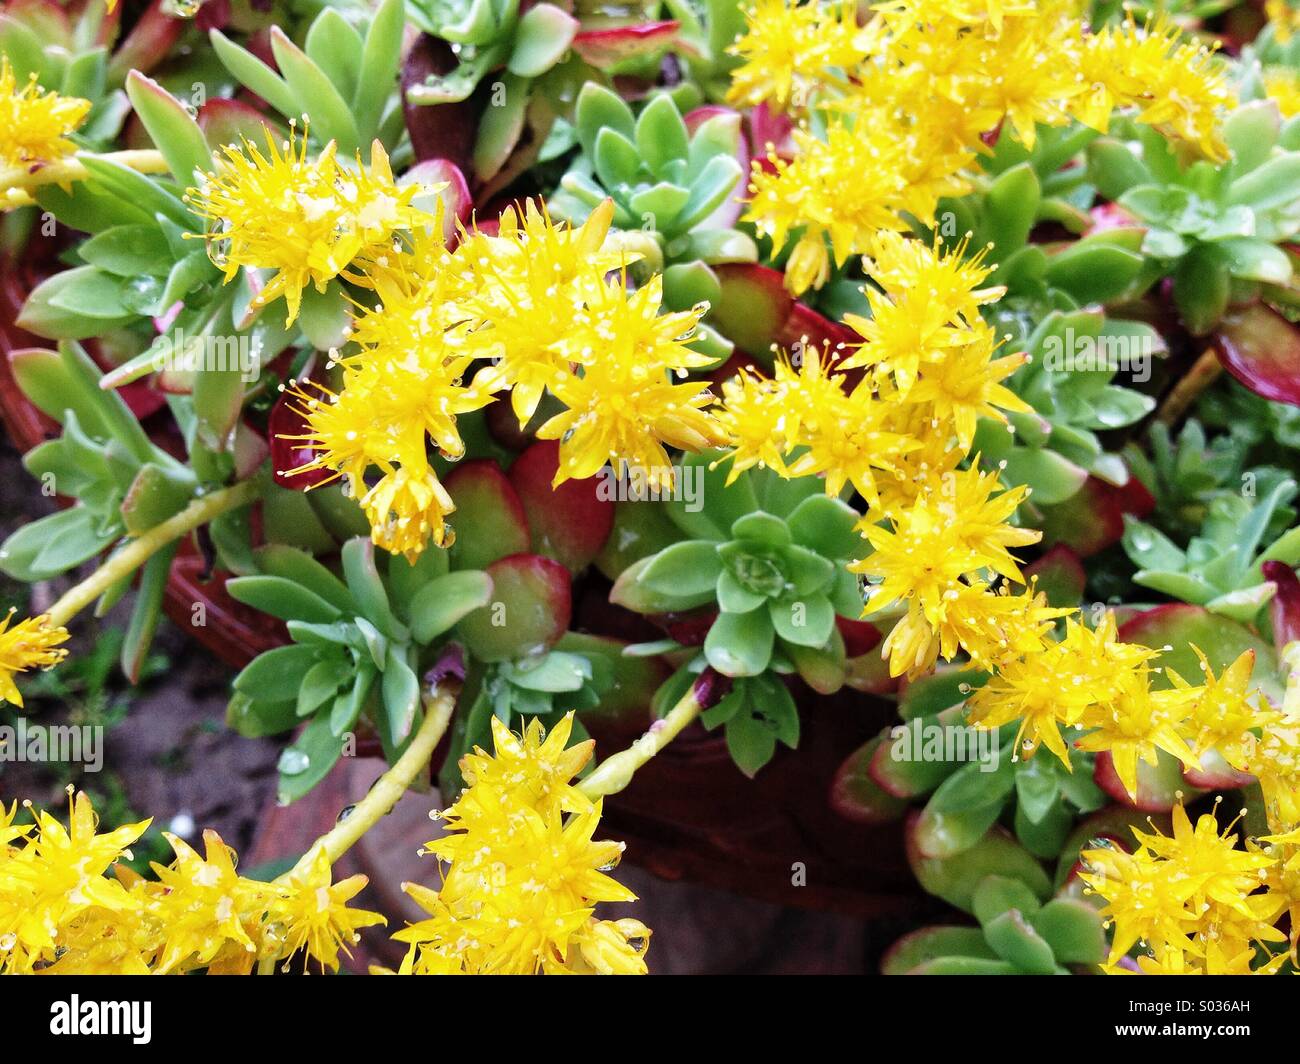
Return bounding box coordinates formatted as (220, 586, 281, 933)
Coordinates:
(289, 196, 728, 557)
(0, 57, 90, 173)
(0, 610, 69, 708)
(736, 1, 1236, 293)
(727, 0, 862, 113)
(715, 234, 1048, 679)
(1268, 0, 1300, 43)
(392, 713, 651, 974)
(0, 792, 383, 974)
(188, 128, 429, 323)
(1081, 803, 1297, 975)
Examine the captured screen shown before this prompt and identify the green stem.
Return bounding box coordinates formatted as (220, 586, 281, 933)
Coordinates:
(279, 680, 459, 878)
(45, 480, 259, 629)
(0, 150, 168, 200)
(1157, 346, 1222, 426)
(578, 672, 725, 799)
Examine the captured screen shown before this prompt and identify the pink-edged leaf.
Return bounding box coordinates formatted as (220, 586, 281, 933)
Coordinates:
(684, 105, 748, 229)
(507, 439, 614, 572)
(233, 419, 269, 480)
(747, 102, 795, 159)
(830, 736, 910, 825)
(456, 552, 572, 662)
(106, 0, 185, 79)
(445, 459, 531, 570)
(1093, 749, 1198, 813)
(1118, 602, 1280, 697)
(835, 615, 881, 658)
(4, 0, 71, 48)
(1024, 544, 1086, 607)
(1214, 303, 1300, 406)
(197, 97, 284, 153)
(89, 336, 167, 420)
(1038, 474, 1154, 558)
(711, 262, 857, 362)
(1262, 560, 1300, 649)
(570, 20, 680, 67)
(399, 158, 474, 246)
(268, 387, 332, 490)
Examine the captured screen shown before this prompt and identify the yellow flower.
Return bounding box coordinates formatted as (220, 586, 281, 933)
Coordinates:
(2, 792, 381, 975)
(877, 578, 1063, 679)
(855, 471, 1037, 613)
(571, 917, 652, 975)
(1081, 840, 1196, 964)
(1134, 804, 1276, 921)
(1074, 670, 1200, 800)
(1267, 0, 1300, 43)
(1084, 804, 1286, 970)
(1169, 647, 1276, 775)
(713, 362, 799, 482)
(727, 0, 863, 111)
(776, 356, 917, 505)
(0, 57, 90, 171)
(286, 277, 490, 559)
(1074, 15, 1235, 162)
(905, 323, 1031, 451)
(147, 829, 274, 974)
(1249, 716, 1300, 830)
(745, 122, 909, 295)
(188, 130, 429, 323)
(0, 791, 148, 974)
(967, 613, 1158, 766)
(536, 276, 726, 489)
(270, 844, 385, 973)
(843, 233, 1005, 395)
(457, 199, 634, 425)
(0, 609, 68, 707)
(453, 712, 595, 817)
(394, 712, 648, 975)
(1264, 68, 1300, 119)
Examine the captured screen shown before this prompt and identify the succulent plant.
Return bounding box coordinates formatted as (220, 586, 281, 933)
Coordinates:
(402, 0, 690, 187)
(226, 536, 492, 801)
(972, 308, 1162, 513)
(210, 0, 406, 154)
(1088, 102, 1300, 334)
(1, 341, 207, 678)
(884, 873, 1107, 975)
(1121, 472, 1300, 620)
(606, 452, 864, 773)
(0, 0, 184, 151)
(548, 83, 755, 349)
(404, 0, 578, 105)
